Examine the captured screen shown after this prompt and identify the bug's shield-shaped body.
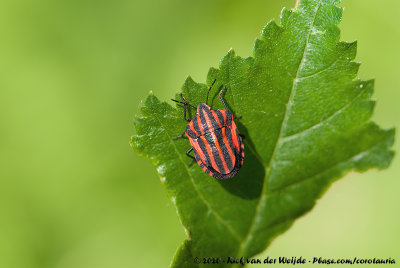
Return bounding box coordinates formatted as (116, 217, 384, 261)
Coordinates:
(185, 103, 244, 179)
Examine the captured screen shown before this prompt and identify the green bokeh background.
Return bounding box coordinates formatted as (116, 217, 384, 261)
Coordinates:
(0, 0, 398, 267)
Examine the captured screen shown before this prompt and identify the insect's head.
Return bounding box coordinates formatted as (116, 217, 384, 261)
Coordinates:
(170, 78, 218, 116)
(197, 102, 211, 113)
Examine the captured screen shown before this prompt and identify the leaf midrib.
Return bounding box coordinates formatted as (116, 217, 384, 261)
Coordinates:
(235, 0, 322, 258)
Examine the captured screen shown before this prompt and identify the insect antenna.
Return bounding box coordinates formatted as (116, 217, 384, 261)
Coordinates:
(170, 98, 196, 109)
(206, 79, 217, 106)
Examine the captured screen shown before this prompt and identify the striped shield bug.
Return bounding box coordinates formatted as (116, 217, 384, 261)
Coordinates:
(171, 79, 244, 179)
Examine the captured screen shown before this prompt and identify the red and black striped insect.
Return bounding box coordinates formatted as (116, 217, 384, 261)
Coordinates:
(172, 80, 244, 179)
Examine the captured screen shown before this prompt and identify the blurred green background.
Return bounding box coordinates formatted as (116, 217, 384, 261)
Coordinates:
(0, 0, 398, 267)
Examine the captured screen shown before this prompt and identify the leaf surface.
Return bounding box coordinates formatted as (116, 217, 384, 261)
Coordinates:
(131, 0, 395, 266)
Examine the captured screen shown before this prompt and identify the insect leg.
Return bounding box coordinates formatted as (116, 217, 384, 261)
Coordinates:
(186, 147, 195, 159)
(206, 79, 217, 106)
(180, 93, 193, 122)
(172, 131, 186, 140)
(182, 99, 191, 122)
(171, 94, 196, 122)
(219, 86, 230, 112)
(186, 147, 196, 166)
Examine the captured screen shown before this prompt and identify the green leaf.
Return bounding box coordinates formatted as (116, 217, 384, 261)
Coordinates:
(170, 240, 199, 268)
(131, 0, 395, 266)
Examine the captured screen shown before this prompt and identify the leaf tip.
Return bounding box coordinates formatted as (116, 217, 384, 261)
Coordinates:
(129, 135, 140, 154)
(261, 20, 281, 40)
(280, 7, 292, 25)
(338, 40, 358, 60)
(142, 91, 161, 110)
(227, 48, 236, 57)
(183, 75, 196, 89)
(129, 136, 136, 150)
(207, 67, 220, 84)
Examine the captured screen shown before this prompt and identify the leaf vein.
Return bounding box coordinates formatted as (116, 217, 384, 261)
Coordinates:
(280, 87, 365, 142)
(297, 57, 339, 81)
(272, 136, 388, 193)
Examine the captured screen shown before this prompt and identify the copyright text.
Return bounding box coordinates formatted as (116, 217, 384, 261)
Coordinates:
(193, 256, 396, 265)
